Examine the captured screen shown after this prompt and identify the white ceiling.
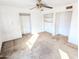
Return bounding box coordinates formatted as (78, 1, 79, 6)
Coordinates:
(0, 0, 77, 8)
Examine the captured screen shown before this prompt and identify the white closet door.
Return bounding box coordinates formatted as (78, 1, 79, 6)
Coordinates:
(55, 11, 72, 36)
(20, 14, 31, 34)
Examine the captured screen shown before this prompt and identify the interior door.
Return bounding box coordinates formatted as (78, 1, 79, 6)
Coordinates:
(55, 11, 72, 36)
(20, 13, 31, 34)
(44, 14, 53, 33)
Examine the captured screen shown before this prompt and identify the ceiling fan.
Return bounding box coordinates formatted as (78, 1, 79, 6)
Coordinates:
(30, 0, 53, 10)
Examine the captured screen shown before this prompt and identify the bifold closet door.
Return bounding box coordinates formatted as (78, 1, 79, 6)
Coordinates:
(55, 11, 72, 36)
(20, 14, 31, 34)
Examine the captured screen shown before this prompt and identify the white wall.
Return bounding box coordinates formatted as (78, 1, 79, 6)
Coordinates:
(69, 3, 78, 45)
(0, 5, 31, 42)
(0, 13, 3, 51)
(0, 6, 21, 42)
(31, 9, 43, 34)
(3, 8, 20, 41)
(0, 5, 32, 51)
(0, 6, 43, 43)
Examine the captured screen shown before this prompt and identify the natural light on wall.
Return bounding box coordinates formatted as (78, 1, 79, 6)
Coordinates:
(58, 49, 69, 59)
(26, 33, 39, 50)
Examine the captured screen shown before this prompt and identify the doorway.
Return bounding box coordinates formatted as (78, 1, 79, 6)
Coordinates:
(19, 13, 31, 34)
(55, 11, 72, 36)
(44, 14, 53, 33)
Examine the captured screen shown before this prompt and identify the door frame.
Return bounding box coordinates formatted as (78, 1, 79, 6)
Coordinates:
(19, 13, 31, 34)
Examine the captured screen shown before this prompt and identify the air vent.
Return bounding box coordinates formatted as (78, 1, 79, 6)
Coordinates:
(66, 6, 73, 9)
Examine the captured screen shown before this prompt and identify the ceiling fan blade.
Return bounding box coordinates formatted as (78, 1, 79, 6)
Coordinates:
(30, 6, 36, 10)
(42, 4, 53, 9)
(38, 0, 41, 2)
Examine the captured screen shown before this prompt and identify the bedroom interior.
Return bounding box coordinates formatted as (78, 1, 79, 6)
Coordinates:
(0, 0, 78, 59)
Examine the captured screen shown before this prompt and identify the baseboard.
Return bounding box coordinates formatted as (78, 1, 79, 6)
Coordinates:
(66, 42, 78, 49)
